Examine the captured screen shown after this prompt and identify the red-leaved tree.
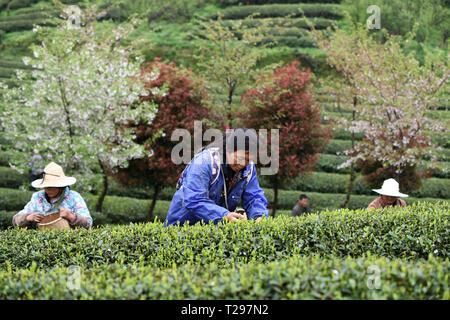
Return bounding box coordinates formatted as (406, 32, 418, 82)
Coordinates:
(115, 58, 211, 221)
(241, 61, 329, 217)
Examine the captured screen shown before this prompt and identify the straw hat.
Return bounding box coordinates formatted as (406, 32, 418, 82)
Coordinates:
(31, 162, 76, 188)
(372, 178, 408, 198)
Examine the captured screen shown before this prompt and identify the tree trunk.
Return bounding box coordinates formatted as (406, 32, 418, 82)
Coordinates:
(341, 98, 357, 208)
(341, 160, 355, 208)
(146, 184, 161, 222)
(96, 159, 108, 213)
(226, 83, 235, 127)
(270, 176, 279, 218)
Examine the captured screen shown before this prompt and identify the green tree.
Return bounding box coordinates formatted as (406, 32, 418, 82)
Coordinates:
(193, 14, 284, 127)
(342, 0, 449, 47)
(0, 6, 160, 212)
(311, 21, 449, 195)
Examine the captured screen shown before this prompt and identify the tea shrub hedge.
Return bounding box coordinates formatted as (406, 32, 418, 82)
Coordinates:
(0, 166, 27, 188)
(0, 183, 445, 222)
(1, 202, 448, 270)
(208, 4, 343, 20)
(0, 12, 55, 23)
(330, 128, 449, 149)
(314, 153, 450, 178)
(218, 17, 334, 30)
(0, 19, 56, 33)
(325, 139, 450, 161)
(259, 172, 450, 199)
(0, 0, 80, 11)
(2, 164, 448, 201)
(0, 188, 171, 226)
(0, 58, 33, 70)
(325, 139, 352, 155)
(260, 35, 315, 47)
(217, 0, 341, 7)
(1, 255, 447, 299)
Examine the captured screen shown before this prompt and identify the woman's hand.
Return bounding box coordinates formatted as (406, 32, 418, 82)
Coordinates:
(25, 213, 45, 223)
(225, 212, 247, 222)
(59, 208, 76, 223)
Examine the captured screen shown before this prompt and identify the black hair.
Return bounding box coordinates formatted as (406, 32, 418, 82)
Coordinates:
(203, 128, 259, 164)
(223, 128, 259, 154)
(299, 194, 308, 200)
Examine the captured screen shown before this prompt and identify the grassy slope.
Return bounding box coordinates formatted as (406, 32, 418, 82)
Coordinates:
(0, 0, 448, 214)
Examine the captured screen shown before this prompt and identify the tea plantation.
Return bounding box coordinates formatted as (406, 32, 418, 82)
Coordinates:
(0, 0, 449, 300)
(0, 202, 449, 299)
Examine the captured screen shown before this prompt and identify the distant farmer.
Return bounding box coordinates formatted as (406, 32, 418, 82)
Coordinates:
(164, 128, 269, 226)
(292, 194, 310, 217)
(12, 162, 92, 229)
(367, 178, 407, 210)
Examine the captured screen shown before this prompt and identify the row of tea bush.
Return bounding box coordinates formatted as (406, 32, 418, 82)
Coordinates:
(1, 202, 447, 270)
(1, 255, 447, 299)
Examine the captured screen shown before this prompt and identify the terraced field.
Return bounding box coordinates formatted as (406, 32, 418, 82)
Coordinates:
(0, 0, 448, 302)
(0, 0, 449, 223)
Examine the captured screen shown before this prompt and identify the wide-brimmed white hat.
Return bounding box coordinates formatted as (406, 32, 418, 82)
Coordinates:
(31, 162, 76, 188)
(372, 178, 408, 198)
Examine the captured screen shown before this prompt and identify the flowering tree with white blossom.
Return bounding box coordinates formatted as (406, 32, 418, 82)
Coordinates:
(311, 22, 449, 196)
(0, 8, 161, 212)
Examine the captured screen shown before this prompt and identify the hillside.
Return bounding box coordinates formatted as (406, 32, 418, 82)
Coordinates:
(0, 0, 448, 219)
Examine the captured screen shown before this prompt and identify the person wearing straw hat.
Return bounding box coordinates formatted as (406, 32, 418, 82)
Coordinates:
(12, 162, 92, 229)
(367, 178, 408, 210)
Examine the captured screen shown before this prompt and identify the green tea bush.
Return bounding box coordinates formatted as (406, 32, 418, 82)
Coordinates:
(315, 153, 351, 173)
(88, 196, 171, 224)
(1, 255, 447, 299)
(0, 58, 33, 70)
(263, 188, 443, 211)
(0, 181, 446, 224)
(0, 67, 16, 78)
(325, 139, 352, 155)
(0, 12, 55, 22)
(0, 210, 16, 229)
(260, 35, 315, 47)
(2, 0, 79, 11)
(325, 139, 450, 161)
(106, 179, 174, 200)
(0, 166, 27, 188)
(0, 187, 31, 211)
(280, 17, 334, 29)
(0, 151, 13, 166)
(217, 0, 341, 7)
(208, 4, 343, 20)
(0, 202, 448, 270)
(0, 17, 56, 33)
(425, 162, 450, 179)
(6, 0, 38, 10)
(260, 172, 450, 199)
(329, 126, 448, 148)
(314, 153, 449, 178)
(330, 127, 365, 140)
(0, 187, 171, 222)
(431, 132, 450, 149)
(409, 178, 450, 199)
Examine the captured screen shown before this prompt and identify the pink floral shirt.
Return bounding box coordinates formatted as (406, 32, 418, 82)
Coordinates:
(15, 187, 92, 228)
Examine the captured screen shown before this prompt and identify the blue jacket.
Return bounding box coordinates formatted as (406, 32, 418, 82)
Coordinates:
(164, 148, 269, 226)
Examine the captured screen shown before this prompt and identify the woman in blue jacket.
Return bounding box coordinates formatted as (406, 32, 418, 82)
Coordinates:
(164, 128, 269, 226)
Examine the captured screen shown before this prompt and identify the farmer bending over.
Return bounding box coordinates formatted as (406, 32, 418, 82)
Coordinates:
(164, 128, 269, 226)
(367, 178, 407, 210)
(12, 162, 92, 229)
